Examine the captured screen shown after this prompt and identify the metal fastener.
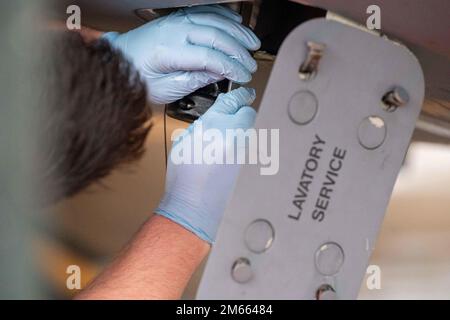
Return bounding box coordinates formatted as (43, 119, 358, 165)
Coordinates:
(299, 41, 326, 80)
(382, 87, 409, 112)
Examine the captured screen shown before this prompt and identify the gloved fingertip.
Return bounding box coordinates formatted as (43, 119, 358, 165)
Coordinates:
(248, 57, 258, 73)
(244, 34, 261, 51)
(230, 13, 243, 24)
(215, 4, 243, 23)
(242, 31, 261, 51)
(232, 87, 256, 105)
(239, 36, 261, 52)
(210, 87, 255, 114)
(101, 31, 120, 44)
(245, 87, 257, 105)
(228, 67, 252, 84)
(247, 87, 257, 100)
(251, 37, 262, 51)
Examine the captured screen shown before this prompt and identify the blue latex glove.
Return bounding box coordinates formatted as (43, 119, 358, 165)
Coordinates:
(102, 5, 261, 104)
(155, 87, 257, 243)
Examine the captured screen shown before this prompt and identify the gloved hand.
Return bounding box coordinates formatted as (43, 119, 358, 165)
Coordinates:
(102, 5, 261, 104)
(155, 87, 257, 243)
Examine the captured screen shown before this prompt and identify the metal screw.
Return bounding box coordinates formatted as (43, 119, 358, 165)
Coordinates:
(299, 41, 326, 80)
(316, 284, 337, 300)
(382, 87, 409, 112)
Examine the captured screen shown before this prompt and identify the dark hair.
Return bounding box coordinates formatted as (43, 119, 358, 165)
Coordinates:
(39, 31, 152, 203)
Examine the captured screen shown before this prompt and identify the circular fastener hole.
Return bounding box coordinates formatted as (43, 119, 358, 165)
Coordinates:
(288, 91, 318, 125)
(358, 116, 386, 150)
(244, 219, 275, 253)
(315, 242, 345, 276)
(231, 258, 253, 284)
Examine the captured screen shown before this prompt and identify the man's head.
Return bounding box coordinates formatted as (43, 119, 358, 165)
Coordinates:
(40, 31, 152, 203)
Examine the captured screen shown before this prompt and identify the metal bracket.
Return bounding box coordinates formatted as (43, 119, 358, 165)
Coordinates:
(197, 18, 424, 299)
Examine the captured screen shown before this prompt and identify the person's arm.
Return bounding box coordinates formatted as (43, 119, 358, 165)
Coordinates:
(74, 5, 259, 299)
(77, 87, 257, 300)
(76, 215, 209, 300)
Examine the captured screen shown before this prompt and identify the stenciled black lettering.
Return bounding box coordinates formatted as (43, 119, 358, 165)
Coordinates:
(313, 134, 325, 145)
(319, 186, 332, 199)
(289, 134, 326, 221)
(312, 209, 325, 222)
(312, 146, 347, 222)
(329, 158, 342, 171)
